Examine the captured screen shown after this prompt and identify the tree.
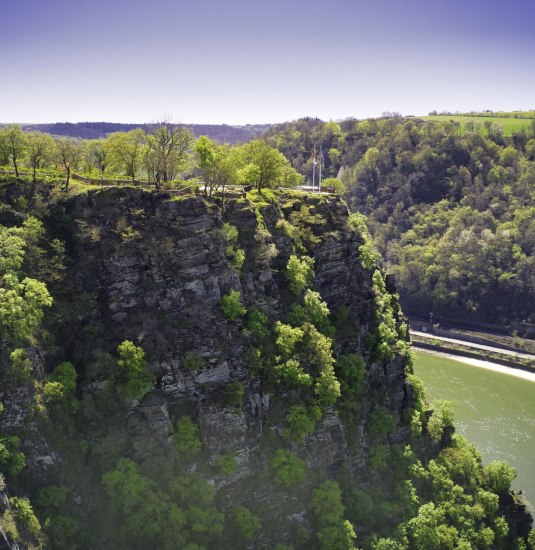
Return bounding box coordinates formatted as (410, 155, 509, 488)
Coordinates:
(144, 121, 193, 188)
(86, 139, 109, 177)
(0, 124, 27, 177)
(105, 129, 145, 181)
(54, 137, 84, 190)
(117, 340, 155, 400)
(193, 136, 236, 197)
(26, 131, 55, 182)
(232, 139, 303, 190)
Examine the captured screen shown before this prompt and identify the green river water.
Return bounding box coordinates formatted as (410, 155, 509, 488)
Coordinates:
(413, 351, 535, 504)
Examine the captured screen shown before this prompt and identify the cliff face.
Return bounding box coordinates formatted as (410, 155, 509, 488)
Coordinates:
(17, 187, 407, 543)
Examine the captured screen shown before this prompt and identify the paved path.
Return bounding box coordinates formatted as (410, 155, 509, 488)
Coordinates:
(410, 330, 535, 361)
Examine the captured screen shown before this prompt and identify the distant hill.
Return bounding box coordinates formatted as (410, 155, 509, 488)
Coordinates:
(20, 121, 270, 143)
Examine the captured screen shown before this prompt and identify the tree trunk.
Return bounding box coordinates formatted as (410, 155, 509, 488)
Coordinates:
(13, 158, 19, 177)
(65, 167, 71, 191)
(32, 165, 37, 183)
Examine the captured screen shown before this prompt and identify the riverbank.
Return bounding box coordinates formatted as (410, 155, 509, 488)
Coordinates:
(414, 348, 535, 384)
(410, 331, 535, 373)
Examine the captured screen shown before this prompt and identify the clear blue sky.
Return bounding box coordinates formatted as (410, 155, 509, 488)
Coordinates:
(1, 0, 534, 124)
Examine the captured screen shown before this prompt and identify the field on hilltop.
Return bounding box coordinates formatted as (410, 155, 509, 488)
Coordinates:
(419, 114, 535, 135)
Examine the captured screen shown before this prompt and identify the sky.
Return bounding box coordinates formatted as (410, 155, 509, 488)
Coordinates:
(1, 0, 534, 124)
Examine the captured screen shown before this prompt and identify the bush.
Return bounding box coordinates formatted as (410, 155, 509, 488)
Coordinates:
(367, 407, 396, 441)
(220, 289, 246, 321)
(246, 306, 269, 340)
(222, 381, 245, 408)
(427, 400, 455, 442)
(43, 361, 78, 416)
(117, 340, 155, 400)
(216, 453, 238, 477)
(0, 435, 25, 476)
(232, 506, 261, 540)
(8, 348, 32, 383)
(174, 416, 202, 460)
(271, 449, 306, 488)
(484, 460, 517, 494)
(283, 404, 322, 443)
(9, 497, 41, 540)
(182, 351, 204, 371)
(285, 255, 314, 294)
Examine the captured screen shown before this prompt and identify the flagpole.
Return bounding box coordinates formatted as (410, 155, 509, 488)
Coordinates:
(318, 147, 322, 193)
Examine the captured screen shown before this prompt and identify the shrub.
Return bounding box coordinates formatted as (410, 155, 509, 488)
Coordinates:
(216, 453, 238, 477)
(427, 400, 455, 442)
(43, 361, 78, 416)
(174, 416, 202, 460)
(117, 340, 155, 400)
(0, 435, 25, 476)
(220, 289, 246, 321)
(275, 322, 303, 357)
(222, 381, 245, 408)
(182, 351, 204, 371)
(232, 506, 261, 540)
(274, 359, 312, 389)
(246, 306, 269, 340)
(271, 449, 306, 488)
(8, 348, 32, 383)
(367, 407, 396, 441)
(285, 255, 314, 294)
(484, 460, 517, 494)
(9, 497, 41, 540)
(283, 404, 322, 442)
(289, 289, 334, 337)
(336, 354, 366, 410)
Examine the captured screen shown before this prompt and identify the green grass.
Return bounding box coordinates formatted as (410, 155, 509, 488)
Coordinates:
(418, 115, 534, 136)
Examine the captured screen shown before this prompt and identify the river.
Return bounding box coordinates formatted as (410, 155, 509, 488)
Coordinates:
(413, 350, 535, 504)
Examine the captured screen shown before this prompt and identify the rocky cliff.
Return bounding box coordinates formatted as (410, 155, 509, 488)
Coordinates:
(1, 184, 531, 549)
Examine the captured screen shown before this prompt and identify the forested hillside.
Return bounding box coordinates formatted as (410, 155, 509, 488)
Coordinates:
(264, 116, 535, 326)
(17, 122, 269, 144)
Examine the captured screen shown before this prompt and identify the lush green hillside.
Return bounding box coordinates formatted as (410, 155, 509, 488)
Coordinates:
(263, 116, 535, 327)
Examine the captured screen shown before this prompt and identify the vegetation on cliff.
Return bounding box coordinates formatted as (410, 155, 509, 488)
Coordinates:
(0, 172, 533, 548)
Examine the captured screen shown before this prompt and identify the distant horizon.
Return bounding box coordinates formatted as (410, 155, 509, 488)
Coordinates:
(3, 108, 535, 128)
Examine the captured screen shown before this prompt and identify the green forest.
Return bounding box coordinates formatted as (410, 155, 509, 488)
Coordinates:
(1, 115, 534, 549)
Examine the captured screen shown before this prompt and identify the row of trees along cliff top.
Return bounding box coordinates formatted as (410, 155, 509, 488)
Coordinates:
(0, 122, 304, 194)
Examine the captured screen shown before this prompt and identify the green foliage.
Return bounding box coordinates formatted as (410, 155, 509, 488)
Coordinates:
(7, 348, 32, 384)
(271, 449, 306, 488)
(427, 400, 455, 442)
(275, 322, 304, 357)
(0, 435, 25, 476)
(367, 407, 396, 441)
(335, 354, 366, 411)
(222, 381, 245, 408)
(9, 497, 42, 541)
(232, 506, 261, 540)
(247, 306, 270, 340)
(283, 404, 322, 443)
(0, 272, 53, 341)
(285, 254, 314, 294)
(347, 212, 380, 270)
(219, 289, 246, 321)
(216, 453, 238, 477)
(223, 223, 246, 271)
(484, 460, 517, 494)
(173, 416, 202, 460)
(288, 289, 334, 337)
(310, 480, 357, 550)
(117, 340, 155, 400)
(367, 270, 408, 362)
(43, 361, 78, 416)
(182, 351, 204, 371)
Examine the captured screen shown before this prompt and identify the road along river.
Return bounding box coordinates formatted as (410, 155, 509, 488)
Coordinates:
(413, 350, 535, 505)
